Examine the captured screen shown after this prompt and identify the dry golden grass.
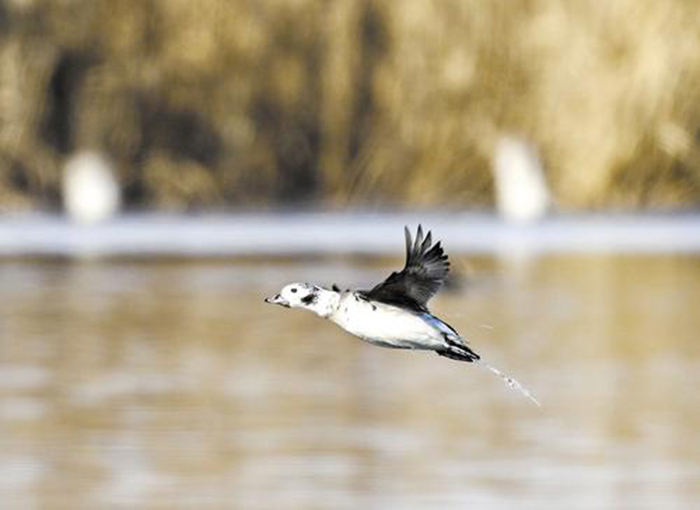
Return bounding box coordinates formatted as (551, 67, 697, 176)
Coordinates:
(0, 0, 697, 210)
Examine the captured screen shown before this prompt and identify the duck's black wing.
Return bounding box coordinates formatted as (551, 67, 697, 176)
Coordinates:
(362, 225, 449, 312)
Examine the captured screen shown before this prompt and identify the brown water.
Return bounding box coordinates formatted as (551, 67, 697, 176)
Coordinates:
(1, 255, 698, 509)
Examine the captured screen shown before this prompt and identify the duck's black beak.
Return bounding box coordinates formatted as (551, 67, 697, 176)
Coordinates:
(265, 294, 290, 308)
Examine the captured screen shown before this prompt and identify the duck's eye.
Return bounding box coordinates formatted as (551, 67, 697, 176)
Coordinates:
(291, 288, 297, 293)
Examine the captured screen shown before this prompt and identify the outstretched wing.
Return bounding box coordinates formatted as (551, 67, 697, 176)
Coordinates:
(362, 225, 449, 312)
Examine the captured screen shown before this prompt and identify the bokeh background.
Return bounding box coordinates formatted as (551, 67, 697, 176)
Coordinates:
(1, 1, 699, 509)
(0, 0, 698, 211)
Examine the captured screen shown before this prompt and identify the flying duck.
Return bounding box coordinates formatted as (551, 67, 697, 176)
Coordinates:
(265, 225, 539, 405)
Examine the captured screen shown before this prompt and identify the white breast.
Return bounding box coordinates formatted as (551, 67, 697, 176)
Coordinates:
(329, 293, 447, 350)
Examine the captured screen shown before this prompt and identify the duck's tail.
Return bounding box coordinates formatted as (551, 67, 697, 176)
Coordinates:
(437, 341, 540, 406)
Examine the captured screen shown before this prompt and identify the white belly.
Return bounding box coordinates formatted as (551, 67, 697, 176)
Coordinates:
(329, 294, 448, 350)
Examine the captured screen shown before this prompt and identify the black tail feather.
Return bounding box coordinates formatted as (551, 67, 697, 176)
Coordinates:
(437, 344, 481, 363)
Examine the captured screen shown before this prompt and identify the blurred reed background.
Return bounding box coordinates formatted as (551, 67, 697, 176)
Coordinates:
(0, 0, 698, 213)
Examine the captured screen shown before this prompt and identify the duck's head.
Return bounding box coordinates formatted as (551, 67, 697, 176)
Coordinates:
(265, 282, 319, 309)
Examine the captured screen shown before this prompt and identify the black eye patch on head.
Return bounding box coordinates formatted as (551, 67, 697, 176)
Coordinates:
(301, 293, 317, 305)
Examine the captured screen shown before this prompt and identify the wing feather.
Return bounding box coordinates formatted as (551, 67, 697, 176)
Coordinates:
(363, 225, 450, 311)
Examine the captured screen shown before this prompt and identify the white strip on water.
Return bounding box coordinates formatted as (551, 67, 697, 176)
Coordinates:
(0, 212, 698, 257)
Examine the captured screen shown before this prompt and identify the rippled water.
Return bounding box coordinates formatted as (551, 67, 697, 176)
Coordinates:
(1, 255, 698, 509)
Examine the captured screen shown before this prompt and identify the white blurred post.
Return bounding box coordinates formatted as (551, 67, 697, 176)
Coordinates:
(493, 135, 550, 223)
(62, 151, 121, 225)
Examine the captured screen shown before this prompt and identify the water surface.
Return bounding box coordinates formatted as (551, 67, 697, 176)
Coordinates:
(1, 255, 698, 509)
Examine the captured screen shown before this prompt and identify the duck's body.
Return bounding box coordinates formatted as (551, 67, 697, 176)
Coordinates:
(328, 291, 458, 351)
(266, 225, 537, 405)
(285, 282, 478, 357)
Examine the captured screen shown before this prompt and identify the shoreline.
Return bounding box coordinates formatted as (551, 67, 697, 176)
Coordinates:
(0, 211, 699, 258)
